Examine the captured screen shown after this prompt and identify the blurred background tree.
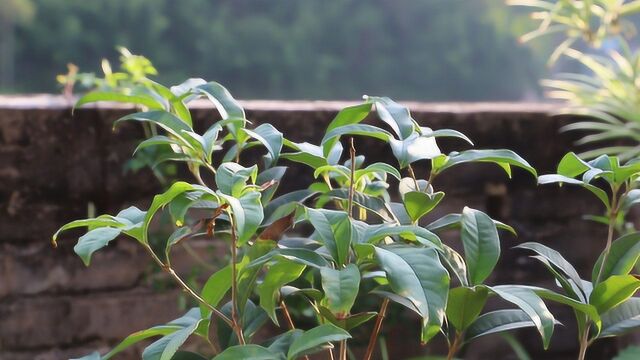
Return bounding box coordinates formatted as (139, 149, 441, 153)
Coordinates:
(5, 0, 546, 100)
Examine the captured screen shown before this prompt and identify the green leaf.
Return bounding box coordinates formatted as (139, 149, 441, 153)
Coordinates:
(245, 123, 284, 167)
(305, 208, 351, 265)
(369, 96, 417, 140)
(322, 102, 373, 157)
(375, 246, 449, 343)
(73, 227, 121, 266)
(489, 286, 556, 349)
(100, 326, 179, 359)
(439, 244, 469, 286)
(426, 213, 516, 236)
(200, 266, 231, 317)
(592, 232, 640, 282)
(263, 190, 316, 225)
(355, 162, 402, 181)
(194, 82, 245, 134)
(213, 345, 280, 360)
(237, 241, 277, 314)
(322, 124, 392, 148)
(461, 207, 500, 285)
(258, 259, 306, 323)
(287, 324, 351, 360)
(215, 163, 258, 197)
(390, 133, 441, 169)
(599, 297, 640, 338)
(590, 275, 640, 314)
(75, 91, 164, 111)
(538, 174, 610, 210)
(425, 128, 473, 145)
(148, 80, 193, 127)
(557, 152, 590, 178)
(528, 286, 600, 329)
(142, 309, 203, 360)
(143, 182, 204, 244)
(219, 191, 264, 246)
(403, 191, 444, 223)
(320, 264, 361, 316)
(116, 111, 193, 143)
(134, 135, 181, 155)
(435, 149, 537, 178)
(446, 286, 489, 331)
(515, 242, 585, 298)
(465, 309, 539, 342)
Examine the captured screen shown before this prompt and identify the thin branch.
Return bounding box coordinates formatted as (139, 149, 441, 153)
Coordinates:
(339, 340, 347, 360)
(407, 164, 420, 190)
(228, 213, 246, 345)
(280, 300, 311, 360)
(142, 244, 234, 328)
(446, 331, 463, 360)
(348, 137, 356, 219)
(364, 298, 390, 360)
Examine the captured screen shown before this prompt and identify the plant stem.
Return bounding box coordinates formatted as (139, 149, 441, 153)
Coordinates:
(348, 137, 356, 219)
(228, 215, 246, 345)
(280, 300, 311, 360)
(364, 298, 390, 360)
(595, 186, 619, 285)
(447, 331, 463, 360)
(577, 327, 589, 360)
(407, 164, 420, 190)
(142, 244, 234, 328)
(339, 340, 347, 360)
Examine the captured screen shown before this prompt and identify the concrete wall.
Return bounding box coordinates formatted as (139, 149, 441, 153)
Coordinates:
(0, 96, 629, 359)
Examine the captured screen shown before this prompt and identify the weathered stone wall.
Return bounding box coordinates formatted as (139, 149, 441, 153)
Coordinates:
(0, 96, 628, 359)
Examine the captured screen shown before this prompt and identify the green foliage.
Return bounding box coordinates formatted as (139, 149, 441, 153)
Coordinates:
(516, 153, 640, 358)
(54, 78, 561, 360)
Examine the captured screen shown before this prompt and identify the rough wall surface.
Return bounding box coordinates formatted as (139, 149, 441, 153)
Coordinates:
(0, 96, 630, 359)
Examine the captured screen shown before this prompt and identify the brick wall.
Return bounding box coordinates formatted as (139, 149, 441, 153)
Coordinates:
(0, 96, 629, 359)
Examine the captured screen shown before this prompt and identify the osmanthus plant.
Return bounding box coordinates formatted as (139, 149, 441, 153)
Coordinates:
(516, 152, 640, 360)
(54, 80, 556, 360)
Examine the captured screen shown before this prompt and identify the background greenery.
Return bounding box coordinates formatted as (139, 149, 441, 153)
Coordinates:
(1, 0, 546, 100)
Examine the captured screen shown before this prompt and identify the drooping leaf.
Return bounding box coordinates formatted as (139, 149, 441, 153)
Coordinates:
(200, 266, 232, 317)
(75, 91, 164, 112)
(465, 309, 539, 342)
(461, 207, 500, 285)
(141, 309, 204, 360)
(258, 259, 306, 323)
(73, 227, 121, 266)
(426, 213, 516, 236)
(375, 246, 449, 342)
(218, 191, 264, 246)
(489, 285, 556, 349)
(244, 123, 284, 167)
(538, 174, 610, 210)
(368, 96, 417, 140)
(116, 111, 193, 145)
(320, 264, 361, 316)
(515, 242, 585, 297)
(434, 149, 537, 178)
